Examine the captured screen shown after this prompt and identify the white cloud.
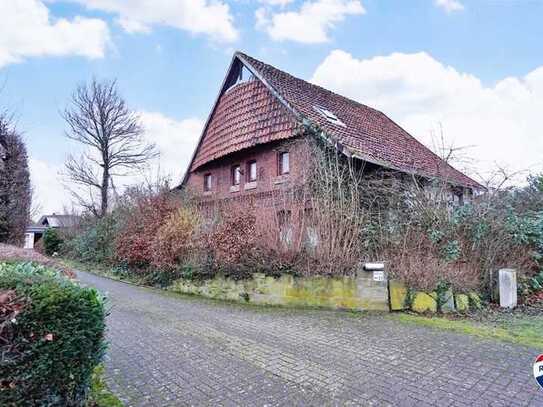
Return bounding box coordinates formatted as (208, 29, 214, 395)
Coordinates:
(29, 158, 72, 215)
(435, 0, 464, 13)
(0, 0, 110, 68)
(73, 0, 238, 43)
(256, 0, 365, 44)
(138, 111, 204, 183)
(259, 0, 294, 6)
(311, 50, 543, 181)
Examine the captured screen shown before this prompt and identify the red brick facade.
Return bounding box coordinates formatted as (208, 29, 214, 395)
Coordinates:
(185, 138, 304, 205)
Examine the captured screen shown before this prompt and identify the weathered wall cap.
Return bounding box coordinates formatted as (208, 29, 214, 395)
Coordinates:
(363, 262, 385, 271)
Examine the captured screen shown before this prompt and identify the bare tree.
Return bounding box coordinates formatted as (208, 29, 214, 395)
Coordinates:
(63, 79, 157, 217)
(475, 163, 526, 193)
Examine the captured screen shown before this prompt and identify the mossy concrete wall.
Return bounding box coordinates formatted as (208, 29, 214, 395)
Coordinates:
(389, 280, 408, 311)
(388, 279, 481, 314)
(170, 271, 389, 311)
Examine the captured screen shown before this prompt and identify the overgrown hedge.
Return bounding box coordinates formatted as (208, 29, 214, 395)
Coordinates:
(58, 142, 543, 302)
(43, 228, 64, 256)
(0, 262, 106, 406)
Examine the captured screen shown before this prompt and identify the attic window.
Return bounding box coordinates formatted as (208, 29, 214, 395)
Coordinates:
(313, 106, 346, 127)
(225, 64, 255, 93)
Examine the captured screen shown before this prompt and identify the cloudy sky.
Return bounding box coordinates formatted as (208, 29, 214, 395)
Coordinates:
(1, 0, 542, 214)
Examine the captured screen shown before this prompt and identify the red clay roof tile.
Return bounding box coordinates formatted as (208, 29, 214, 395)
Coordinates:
(191, 78, 297, 171)
(188, 52, 481, 189)
(238, 52, 481, 188)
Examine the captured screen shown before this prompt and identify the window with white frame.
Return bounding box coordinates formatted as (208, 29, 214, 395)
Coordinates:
(232, 165, 241, 186)
(303, 208, 319, 250)
(278, 210, 293, 246)
(247, 160, 257, 182)
(203, 173, 212, 192)
(278, 151, 290, 175)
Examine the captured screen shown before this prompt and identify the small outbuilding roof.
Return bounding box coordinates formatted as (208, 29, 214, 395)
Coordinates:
(38, 214, 80, 229)
(26, 224, 47, 234)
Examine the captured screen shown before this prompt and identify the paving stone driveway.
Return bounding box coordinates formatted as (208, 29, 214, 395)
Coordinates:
(76, 271, 543, 407)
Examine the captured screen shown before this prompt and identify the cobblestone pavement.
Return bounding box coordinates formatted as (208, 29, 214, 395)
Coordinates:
(76, 271, 543, 407)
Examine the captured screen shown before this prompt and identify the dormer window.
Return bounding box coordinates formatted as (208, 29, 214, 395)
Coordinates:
(313, 105, 346, 127)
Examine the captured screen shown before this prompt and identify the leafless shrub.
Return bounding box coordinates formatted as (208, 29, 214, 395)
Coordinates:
(151, 206, 202, 271)
(114, 180, 180, 269)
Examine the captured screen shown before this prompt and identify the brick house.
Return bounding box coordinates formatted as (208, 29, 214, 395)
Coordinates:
(181, 52, 482, 220)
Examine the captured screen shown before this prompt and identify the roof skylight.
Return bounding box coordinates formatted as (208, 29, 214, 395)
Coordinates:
(313, 105, 346, 127)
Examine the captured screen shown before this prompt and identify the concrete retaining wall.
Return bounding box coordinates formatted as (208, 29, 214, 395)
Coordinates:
(170, 270, 389, 311)
(169, 273, 482, 313)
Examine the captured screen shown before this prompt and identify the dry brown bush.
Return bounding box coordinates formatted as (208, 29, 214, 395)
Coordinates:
(246, 136, 372, 277)
(381, 232, 480, 293)
(151, 207, 201, 271)
(114, 183, 180, 269)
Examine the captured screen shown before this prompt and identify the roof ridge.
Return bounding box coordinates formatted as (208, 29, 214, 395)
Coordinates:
(236, 51, 382, 115)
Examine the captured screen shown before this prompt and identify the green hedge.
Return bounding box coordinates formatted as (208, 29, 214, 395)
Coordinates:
(0, 262, 106, 406)
(43, 228, 64, 256)
(63, 216, 118, 264)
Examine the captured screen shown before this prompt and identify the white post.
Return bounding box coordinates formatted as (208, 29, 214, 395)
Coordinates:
(499, 269, 517, 309)
(24, 233, 34, 249)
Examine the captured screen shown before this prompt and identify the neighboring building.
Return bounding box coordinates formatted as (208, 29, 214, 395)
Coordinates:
(182, 52, 481, 202)
(24, 214, 80, 249)
(37, 214, 81, 229)
(24, 224, 47, 249)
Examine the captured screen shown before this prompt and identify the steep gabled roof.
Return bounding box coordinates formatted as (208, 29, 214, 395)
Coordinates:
(182, 51, 482, 189)
(190, 76, 297, 171)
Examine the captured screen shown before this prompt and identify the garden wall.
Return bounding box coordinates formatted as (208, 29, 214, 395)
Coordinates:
(170, 270, 389, 311)
(389, 280, 482, 313)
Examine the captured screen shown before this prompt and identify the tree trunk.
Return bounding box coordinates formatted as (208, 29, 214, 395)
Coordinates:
(100, 166, 109, 218)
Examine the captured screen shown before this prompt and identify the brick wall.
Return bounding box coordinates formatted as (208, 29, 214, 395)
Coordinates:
(185, 138, 306, 204)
